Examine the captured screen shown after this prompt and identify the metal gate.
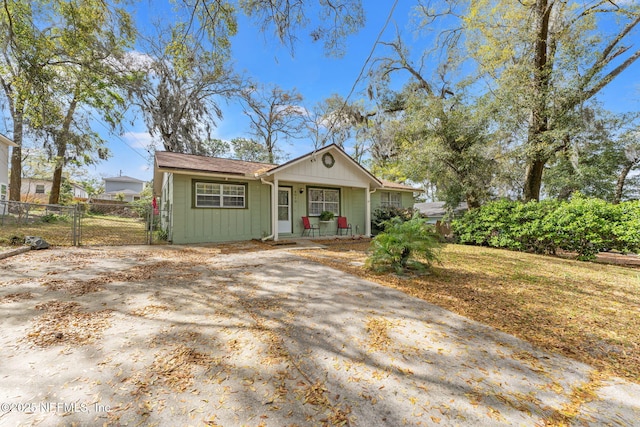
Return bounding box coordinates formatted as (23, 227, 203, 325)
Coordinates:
(0, 200, 79, 246)
(77, 201, 151, 245)
(0, 199, 167, 246)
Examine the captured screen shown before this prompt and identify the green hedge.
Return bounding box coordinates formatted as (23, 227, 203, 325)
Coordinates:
(451, 194, 640, 260)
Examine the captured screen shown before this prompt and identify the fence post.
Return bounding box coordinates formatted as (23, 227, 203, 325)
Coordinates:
(72, 205, 77, 246)
(148, 205, 154, 245)
(74, 204, 81, 246)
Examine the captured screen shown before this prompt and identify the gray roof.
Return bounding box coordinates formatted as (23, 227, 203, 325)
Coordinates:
(415, 201, 468, 218)
(104, 175, 145, 183)
(155, 151, 276, 176)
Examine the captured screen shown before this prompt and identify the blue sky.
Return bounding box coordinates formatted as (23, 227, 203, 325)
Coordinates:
(89, 1, 640, 183)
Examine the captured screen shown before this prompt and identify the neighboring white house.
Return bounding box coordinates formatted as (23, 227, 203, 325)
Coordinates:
(99, 175, 145, 202)
(0, 133, 17, 205)
(21, 178, 89, 202)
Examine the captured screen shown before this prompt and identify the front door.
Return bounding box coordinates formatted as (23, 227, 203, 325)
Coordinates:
(277, 187, 292, 234)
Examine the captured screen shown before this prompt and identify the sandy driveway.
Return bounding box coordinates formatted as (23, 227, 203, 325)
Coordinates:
(0, 244, 639, 426)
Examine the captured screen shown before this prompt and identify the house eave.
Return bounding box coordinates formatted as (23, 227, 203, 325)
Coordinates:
(0, 133, 18, 147)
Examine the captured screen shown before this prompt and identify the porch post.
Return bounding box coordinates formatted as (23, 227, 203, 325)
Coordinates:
(365, 186, 371, 237)
(273, 178, 279, 241)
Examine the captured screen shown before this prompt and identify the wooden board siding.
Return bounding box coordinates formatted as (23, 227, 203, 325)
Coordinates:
(0, 144, 9, 187)
(274, 154, 372, 188)
(370, 190, 416, 211)
(170, 174, 271, 244)
(280, 182, 367, 237)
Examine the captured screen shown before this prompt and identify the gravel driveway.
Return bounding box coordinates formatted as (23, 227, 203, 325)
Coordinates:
(1, 244, 639, 426)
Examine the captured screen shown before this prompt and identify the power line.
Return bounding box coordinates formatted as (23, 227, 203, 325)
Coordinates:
(321, 0, 399, 146)
(81, 107, 151, 162)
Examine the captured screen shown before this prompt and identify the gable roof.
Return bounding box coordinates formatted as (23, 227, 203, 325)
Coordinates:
(379, 179, 422, 192)
(155, 151, 276, 177)
(153, 145, 422, 194)
(260, 144, 382, 188)
(104, 175, 145, 183)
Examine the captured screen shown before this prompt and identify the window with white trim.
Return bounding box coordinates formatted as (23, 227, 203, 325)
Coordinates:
(380, 191, 402, 208)
(35, 184, 45, 194)
(308, 188, 339, 216)
(195, 182, 246, 208)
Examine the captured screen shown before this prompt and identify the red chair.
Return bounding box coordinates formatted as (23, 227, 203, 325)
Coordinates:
(337, 216, 352, 236)
(301, 217, 319, 237)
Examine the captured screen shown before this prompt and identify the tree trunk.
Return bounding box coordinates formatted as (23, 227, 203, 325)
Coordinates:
(8, 107, 24, 202)
(48, 144, 66, 205)
(48, 94, 78, 205)
(465, 192, 481, 210)
(523, 159, 546, 202)
(613, 162, 633, 204)
(9, 145, 22, 201)
(523, 0, 552, 202)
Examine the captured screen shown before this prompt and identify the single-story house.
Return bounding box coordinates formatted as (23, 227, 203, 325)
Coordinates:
(153, 144, 419, 244)
(98, 175, 145, 202)
(414, 201, 468, 224)
(21, 178, 88, 202)
(0, 133, 17, 203)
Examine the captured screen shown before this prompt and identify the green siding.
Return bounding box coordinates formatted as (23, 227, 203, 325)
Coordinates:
(370, 190, 415, 211)
(281, 182, 367, 236)
(167, 174, 415, 243)
(170, 175, 271, 244)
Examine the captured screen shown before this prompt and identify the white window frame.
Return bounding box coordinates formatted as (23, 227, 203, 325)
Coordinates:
(194, 182, 246, 208)
(35, 184, 45, 194)
(380, 191, 402, 208)
(308, 187, 340, 216)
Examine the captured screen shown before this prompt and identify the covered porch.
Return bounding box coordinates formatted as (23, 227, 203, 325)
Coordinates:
(257, 145, 383, 242)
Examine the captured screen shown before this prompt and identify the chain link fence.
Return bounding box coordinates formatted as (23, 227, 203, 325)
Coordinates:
(0, 199, 168, 246)
(0, 200, 79, 246)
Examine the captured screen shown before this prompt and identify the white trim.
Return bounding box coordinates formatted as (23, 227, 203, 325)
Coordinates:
(260, 144, 382, 188)
(272, 178, 279, 241)
(277, 187, 292, 234)
(260, 178, 275, 241)
(366, 187, 375, 237)
(0, 133, 17, 147)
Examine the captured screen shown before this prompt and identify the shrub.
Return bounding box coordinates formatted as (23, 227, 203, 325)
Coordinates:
(371, 206, 419, 235)
(452, 194, 640, 260)
(40, 213, 71, 223)
(366, 213, 441, 274)
(319, 210, 335, 221)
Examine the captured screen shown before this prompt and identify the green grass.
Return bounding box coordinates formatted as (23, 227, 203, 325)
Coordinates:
(0, 215, 148, 246)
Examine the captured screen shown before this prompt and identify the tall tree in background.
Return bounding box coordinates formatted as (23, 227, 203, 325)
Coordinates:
(235, 0, 365, 57)
(366, 31, 500, 208)
(44, 0, 135, 204)
(229, 137, 272, 163)
(240, 84, 305, 163)
(461, 0, 640, 201)
(0, 0, 54, 200)
(130, 23, 241, 156)
(307, 94, 375, 163)
(0, 0, 134, 203)
(613, 127, 640, 203)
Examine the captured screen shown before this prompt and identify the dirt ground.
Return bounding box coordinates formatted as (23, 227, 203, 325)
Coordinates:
(1, 243, 639, 426)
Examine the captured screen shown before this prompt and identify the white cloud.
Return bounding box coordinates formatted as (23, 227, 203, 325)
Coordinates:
(122, 131, 161, 150)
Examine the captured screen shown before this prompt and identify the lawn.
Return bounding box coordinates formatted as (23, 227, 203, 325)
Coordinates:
(0, 214, 149, 246)
(299, 241, 640, 383)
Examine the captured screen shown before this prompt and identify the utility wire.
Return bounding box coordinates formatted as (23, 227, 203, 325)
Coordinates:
(82, 107, 151, 162)
(320, 0, 399, 147)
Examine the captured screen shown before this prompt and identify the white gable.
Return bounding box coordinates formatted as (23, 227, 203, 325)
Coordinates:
(265, 146, 379, 188)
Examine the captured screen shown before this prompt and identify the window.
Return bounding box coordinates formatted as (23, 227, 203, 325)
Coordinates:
(195, 182, 246, 208)
(35, 184, 45, 194)
(380, 191, 402, 208)
(308, 188, 339, 216)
